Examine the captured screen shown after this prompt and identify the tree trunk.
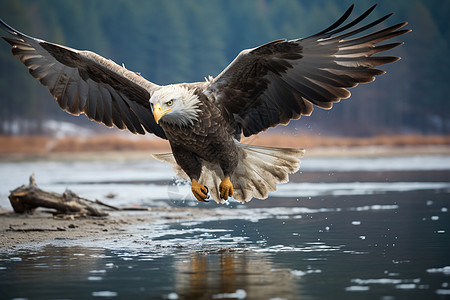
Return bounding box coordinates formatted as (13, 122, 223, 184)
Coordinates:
(8, 174, 108, 217)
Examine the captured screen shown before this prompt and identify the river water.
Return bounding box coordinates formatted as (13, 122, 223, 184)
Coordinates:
(0, 154, 449, 299)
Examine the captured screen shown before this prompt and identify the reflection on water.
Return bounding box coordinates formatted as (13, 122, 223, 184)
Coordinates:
(174, 252, 298, 299)
(0, 157, 449, 299)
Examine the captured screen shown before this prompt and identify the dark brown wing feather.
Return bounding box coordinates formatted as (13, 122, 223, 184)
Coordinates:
(0, 18, 166, 139)
(206, 4, 410, 137)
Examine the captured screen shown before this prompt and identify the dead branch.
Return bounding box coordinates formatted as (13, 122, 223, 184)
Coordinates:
(8, 174, 108, 217)
(8, 225, 67, 232)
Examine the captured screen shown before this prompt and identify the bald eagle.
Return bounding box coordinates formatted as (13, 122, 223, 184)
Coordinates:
(1, 5, 409, 203)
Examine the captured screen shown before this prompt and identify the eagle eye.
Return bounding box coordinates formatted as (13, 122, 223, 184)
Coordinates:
(166, 99, 173, 106)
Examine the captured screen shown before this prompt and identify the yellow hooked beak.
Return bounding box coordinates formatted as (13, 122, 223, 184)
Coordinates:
(153, 103, 172, 124)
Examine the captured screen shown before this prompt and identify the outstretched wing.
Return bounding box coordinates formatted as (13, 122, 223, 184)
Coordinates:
(0, 18, 166, 138)
(206, 4, 410, 137)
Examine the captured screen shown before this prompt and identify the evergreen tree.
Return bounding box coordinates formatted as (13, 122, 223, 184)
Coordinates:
(0, 0, 448, 135)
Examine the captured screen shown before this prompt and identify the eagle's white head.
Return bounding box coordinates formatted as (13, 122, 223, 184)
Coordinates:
(150, 85, 201, 127)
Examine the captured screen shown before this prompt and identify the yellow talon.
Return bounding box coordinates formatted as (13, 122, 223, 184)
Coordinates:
(219, 177, 233, 200)
(191, 179, 209, 202)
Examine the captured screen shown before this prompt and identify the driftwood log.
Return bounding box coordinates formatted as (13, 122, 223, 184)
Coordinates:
(8, 174, 109, 217)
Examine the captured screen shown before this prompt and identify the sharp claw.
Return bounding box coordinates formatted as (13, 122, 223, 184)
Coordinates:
(192, 179, 209, 202)
(204, 186, 211, 201)
(194, 191, 208, 202)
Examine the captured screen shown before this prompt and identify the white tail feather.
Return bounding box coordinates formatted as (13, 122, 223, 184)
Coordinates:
(153, 143, 305, 204)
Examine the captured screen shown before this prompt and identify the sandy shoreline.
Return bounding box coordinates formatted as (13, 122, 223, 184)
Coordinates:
(0, 206, 227, 251)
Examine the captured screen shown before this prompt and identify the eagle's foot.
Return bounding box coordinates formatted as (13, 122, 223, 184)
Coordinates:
(192, 179, 209, 202)
(219, 177, 233, 200)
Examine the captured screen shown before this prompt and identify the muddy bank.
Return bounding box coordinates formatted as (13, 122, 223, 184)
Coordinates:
(0, 207, 225, 251)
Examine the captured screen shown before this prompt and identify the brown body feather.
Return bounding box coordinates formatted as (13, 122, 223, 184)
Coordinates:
(160, 91, 239, 181)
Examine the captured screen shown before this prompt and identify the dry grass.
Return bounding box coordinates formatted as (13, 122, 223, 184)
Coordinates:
(0, 135, 170, 154)
(245, 133, 450, 148)
(0, 133, 449, 155)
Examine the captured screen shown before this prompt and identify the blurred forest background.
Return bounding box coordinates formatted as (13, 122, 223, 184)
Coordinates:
(0, 0, 449, 137)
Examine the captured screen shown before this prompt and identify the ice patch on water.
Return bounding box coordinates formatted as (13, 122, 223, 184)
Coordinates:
(167, 292, 179, 299)
(350, 205, 399, 211)
(92, 291, 118, 297)
(302, 155, 450, 172)
(427, 266, 450, 275)
(87, 276, 102, 281)
(272, 182, 450, 198)
(396, 283, 417, 289)
(212, 289, 246, 299)
(345, 285, 370, 291)
(351, 278, 421, 290)
(291, 269, 322, 276)
(90, 270, 106, 274)
(352, 278, 403, 285)
(251, 243, 342, 254)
